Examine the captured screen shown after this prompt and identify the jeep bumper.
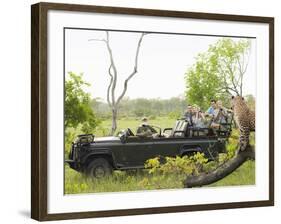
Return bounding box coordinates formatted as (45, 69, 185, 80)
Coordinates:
(65, 159, 79, 170)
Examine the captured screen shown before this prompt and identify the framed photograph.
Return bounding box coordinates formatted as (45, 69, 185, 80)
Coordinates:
(31, 2, 274, 221)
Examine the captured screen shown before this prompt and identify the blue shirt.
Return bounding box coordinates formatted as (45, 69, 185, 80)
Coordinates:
(206, 107, 215, 116)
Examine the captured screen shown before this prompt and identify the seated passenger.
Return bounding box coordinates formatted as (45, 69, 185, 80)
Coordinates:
(136, 117, 157, 137)
(211, 100, 230, 129)
(183, 105, 194, 126)
(205, 99, 217, 117)
(193, 106, 206, 129)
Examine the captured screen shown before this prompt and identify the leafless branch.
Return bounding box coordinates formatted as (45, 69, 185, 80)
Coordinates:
(89, 33, 118, 105)
(218, 86, 239, 95)
(221, 58, 240, 95)
(106, 64, 113, 106)
(116, 33, 146, 105)
(236, 45, 251, 96)
(88, 38, 107, 43)
(103, 31, 118, 106)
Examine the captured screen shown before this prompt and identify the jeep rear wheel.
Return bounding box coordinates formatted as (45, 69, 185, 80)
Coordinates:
(86, 158, 112, 178)
(182, 151, 196, 158)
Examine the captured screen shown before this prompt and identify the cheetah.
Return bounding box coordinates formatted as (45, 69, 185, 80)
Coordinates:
(231, 96, 255, 152)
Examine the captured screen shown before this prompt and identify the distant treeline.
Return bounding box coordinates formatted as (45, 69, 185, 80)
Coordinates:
(91, 97, 187, 120)
(91, 95, 255, 120)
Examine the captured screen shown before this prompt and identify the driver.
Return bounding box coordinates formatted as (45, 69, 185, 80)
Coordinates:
(136, 117, 158, 137)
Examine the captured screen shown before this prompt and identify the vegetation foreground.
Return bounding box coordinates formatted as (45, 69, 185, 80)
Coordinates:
(65, 161, 255, 194)
(64, 118, 255, 194)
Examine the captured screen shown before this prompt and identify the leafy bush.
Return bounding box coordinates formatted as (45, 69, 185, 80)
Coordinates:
(65, 72, 100, 133)
(64, 129, 76, 155)
(142, 128, 248, 188)
(145, 152, 209, 177)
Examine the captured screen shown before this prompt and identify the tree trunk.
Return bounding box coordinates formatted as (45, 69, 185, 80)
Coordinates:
(184, 145, 255, 188)
(110, 108, 117, 135)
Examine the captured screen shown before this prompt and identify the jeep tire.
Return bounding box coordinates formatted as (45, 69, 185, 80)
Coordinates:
(86, 158, 112, 178)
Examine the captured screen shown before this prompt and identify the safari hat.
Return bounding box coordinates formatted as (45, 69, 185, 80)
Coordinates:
(141, 117, 148, 122)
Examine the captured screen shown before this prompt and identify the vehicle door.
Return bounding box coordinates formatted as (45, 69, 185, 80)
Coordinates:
(121, 136, 155, 167)
(150, 137, 183, 158)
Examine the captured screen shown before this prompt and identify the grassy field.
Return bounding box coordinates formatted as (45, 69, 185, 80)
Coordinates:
(64, 117, 255, 194)
(95, 116, 176, 137)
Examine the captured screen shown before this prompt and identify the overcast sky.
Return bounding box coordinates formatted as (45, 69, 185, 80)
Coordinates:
(65, 29, 256, 101)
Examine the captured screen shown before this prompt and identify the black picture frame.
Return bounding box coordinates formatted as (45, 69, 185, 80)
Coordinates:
(31, 2, 274, 221)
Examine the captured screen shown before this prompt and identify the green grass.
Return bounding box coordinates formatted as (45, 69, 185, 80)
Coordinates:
(64, 160, 255, 194)
(95, 116, 175, 137)
(64, 117, 255, 194)
(208, 160, 255, 187)
(64, 165, 186, 194)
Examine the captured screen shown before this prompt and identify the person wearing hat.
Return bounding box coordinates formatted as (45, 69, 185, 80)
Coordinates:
(136, 117, 157, 137)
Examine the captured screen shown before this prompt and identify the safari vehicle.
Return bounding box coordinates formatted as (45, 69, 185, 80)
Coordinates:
(66, 117, 233, 178)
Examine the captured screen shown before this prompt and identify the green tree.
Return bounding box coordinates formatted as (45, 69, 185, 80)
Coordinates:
(244, 94, 255, 111)
(209, 38, 251, 96)
(65, 72, 100, 133)
(185, 38, 251, 110)
(185, 53, 222, 110)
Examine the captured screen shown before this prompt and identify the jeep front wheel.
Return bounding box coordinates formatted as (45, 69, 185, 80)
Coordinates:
(86, 158, 112, 178)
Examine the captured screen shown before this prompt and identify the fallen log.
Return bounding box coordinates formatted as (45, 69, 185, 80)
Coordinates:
(184, 145, 255, 188)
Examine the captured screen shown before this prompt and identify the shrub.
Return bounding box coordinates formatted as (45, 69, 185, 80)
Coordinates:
(145, 152, 210, 177)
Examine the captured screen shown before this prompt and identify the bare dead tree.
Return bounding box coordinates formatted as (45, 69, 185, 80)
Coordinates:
(89, 31, 147, 135)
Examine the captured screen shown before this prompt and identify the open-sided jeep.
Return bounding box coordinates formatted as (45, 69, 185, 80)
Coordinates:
(66, 116, 233, 178)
